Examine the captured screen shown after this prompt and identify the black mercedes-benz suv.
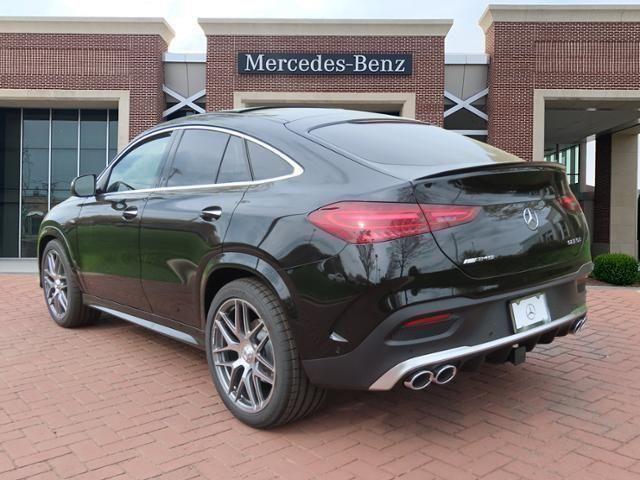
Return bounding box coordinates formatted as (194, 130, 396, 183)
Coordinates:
(38, 107, 591, 428)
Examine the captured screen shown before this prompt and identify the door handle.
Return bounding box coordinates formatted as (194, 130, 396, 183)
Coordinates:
(122, 206, 138, 220)
(201, 206, 222, 221)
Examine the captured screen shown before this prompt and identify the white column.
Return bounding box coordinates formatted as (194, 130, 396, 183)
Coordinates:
(609, 132, 638, 257)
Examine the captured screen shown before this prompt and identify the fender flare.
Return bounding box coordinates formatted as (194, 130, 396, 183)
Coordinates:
(199, 251, 297, 329)
(37, 224, 79, 283)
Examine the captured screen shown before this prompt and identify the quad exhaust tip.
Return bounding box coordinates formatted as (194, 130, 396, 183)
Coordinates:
(403, 364, 457, 390)
(434, 364, 457, 385)
(571, 315, 587, 334)
(403, 370, 434, 390)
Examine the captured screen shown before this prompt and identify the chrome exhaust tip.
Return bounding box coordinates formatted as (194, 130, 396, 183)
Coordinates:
(433, 364, 457, 385)
(403, 370, 434, 390)
(571, 316, 587, 334)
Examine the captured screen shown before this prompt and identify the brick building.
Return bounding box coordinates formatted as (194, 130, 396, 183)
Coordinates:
(0, 5, 639, 263)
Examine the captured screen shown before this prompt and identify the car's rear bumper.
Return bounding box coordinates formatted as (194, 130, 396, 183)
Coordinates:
(368, 304, 586, 390)
(302, 262, 591, 390)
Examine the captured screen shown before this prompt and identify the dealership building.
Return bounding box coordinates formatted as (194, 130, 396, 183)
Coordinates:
(1, 4, 639, 265)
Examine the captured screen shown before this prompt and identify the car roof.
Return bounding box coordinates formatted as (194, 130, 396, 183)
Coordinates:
(153, 107, 410, 131)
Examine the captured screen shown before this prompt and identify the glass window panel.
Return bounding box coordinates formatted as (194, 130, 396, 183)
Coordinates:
(23, 109, 49, 149)
(22, 110, 50, 257)
(107, 134, 171, 192)
(79, 109, 107, 175)
(216, 136, 251, 184)
(52, 110, 78, 148)
(443, 108, 488, 131)
(470, 96, 487, 113)
(167, 129, 228, 187)
(0, 108, 21, 257)
(51, 110, 78, 206)
(51, 149, 77, 206)
(108, 109, 118, 163)
(80, 149, 106, 177)
(246, 141, 292, 180)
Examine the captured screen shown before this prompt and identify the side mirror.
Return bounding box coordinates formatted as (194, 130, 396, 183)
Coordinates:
(70, 174, 96, 197)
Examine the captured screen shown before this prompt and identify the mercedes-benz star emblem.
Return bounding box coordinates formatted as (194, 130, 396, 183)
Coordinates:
(526, 303, 536, 320)
(522, 207, 539, 230)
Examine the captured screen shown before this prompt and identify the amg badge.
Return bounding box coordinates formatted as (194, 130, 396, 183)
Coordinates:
(463, 254, 496, 265)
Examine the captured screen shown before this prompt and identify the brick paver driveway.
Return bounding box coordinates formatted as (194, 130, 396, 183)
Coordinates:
(1, 275, 640, 479)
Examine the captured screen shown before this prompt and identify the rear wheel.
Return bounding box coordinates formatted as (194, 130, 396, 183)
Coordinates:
(41, 240, 99, 328)
(206, 278, 325, 428)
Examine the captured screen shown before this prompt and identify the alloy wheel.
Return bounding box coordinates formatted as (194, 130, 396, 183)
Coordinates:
(212, 298, 276, 413)
(43, 250, 68, 319)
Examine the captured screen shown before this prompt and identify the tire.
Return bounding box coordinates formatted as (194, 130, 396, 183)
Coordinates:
(205, 278, 325, 428)
(41, 239, 99, 328)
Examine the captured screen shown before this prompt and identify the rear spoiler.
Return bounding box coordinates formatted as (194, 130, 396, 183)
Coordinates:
(414, 161, 565, 182)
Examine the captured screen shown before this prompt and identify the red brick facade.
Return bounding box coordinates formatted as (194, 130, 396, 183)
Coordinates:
(593, 133, 612, 244)
(0, 33, 167, 139)
(485, 21, 640, 161)
(205, 35, 445, 125)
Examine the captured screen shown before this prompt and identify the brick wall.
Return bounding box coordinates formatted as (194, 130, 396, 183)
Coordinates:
(486, 22, 640, 161)
(0, 33, 167, 139)
(594, 133, 612, 244)
(205, 35, 445, 125)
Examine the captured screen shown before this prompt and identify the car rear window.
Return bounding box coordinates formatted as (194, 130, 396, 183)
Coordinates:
(309, 121, 515, 166)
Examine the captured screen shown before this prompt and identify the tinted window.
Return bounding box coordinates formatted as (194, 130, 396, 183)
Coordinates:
(79, 110, 107, 176)
(246, 141, 292, 180)
(217, 137, 251, 183)
(310, 121, 518, 166)
(167, 129, 229, 187)
(107, 134, 171, 192)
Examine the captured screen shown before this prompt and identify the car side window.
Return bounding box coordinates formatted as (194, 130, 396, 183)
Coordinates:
(166, 129, 229, 187)
(246, 141, 293, 180)
(216, 136, 252, 184)
(106, 133, 171, 193)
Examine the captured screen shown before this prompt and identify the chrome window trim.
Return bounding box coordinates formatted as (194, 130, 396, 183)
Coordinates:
(97, 124, 304, 196)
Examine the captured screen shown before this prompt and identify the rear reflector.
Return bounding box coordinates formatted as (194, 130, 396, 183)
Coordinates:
(402, 313, 452, 328)
(308, 202, 480, 244)
(559, 193, 582, 213)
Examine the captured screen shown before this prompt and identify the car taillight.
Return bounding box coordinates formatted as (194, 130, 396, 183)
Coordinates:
(559, 193, 582, 213)
(308, 201, 479, 244)
(419, 204, 480, 232)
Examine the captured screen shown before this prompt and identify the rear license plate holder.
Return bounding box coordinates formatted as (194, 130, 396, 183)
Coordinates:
(509, 293, 551, 333)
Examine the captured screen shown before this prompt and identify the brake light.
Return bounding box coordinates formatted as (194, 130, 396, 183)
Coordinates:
(308, 202, 479, 244)
(559, 193, 582, 213)
(419, 204, 480, 232)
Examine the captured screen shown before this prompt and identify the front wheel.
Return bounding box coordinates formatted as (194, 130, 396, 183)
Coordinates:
(41, 240, 99, 328)
(205, 278, 325, 428)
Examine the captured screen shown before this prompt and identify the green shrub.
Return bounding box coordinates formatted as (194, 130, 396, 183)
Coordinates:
(592, 253, 639, 286)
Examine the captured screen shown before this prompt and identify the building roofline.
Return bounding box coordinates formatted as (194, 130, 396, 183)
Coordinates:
(198, 18, 453, 37)
(0, 16, 175, 45)
(480, 4, 640, 32)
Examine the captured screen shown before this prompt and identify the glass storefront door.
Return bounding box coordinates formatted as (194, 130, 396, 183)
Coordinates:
(0, 107, 118, 258)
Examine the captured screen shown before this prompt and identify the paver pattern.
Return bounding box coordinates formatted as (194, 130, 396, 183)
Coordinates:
(1, 274, 640, 479)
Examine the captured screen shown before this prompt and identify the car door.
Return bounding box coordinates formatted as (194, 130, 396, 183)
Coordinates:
(75, 131, 174, 310)
(139, 128, 250, 327)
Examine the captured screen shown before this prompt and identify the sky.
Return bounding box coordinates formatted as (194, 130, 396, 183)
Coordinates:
(3, 0, 640, 53)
